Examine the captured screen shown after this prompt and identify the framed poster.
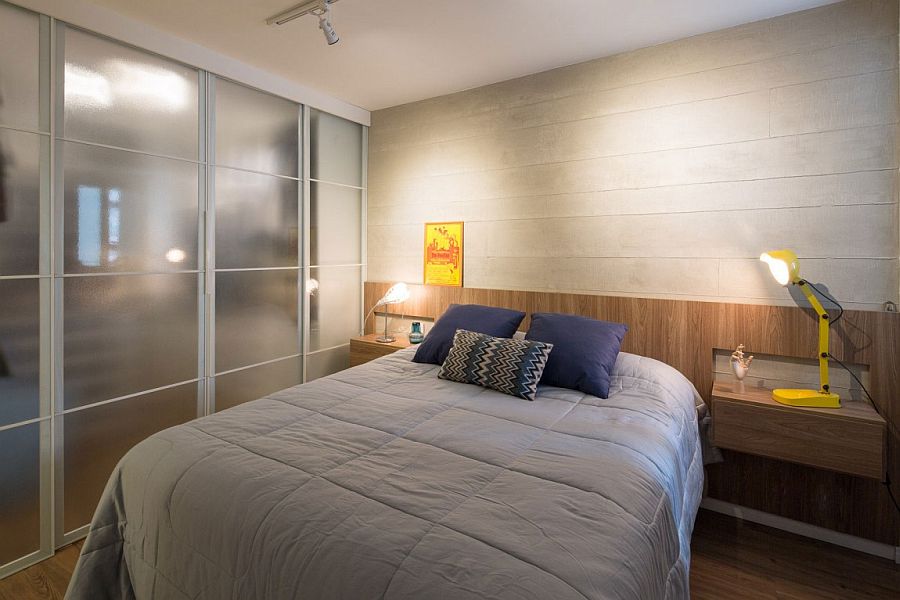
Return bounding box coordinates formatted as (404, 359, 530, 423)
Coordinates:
(423, 222, 463, 287)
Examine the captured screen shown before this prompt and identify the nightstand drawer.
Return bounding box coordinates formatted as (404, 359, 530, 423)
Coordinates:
(710, 382, 885, 479)
(349, 334, 411, 367)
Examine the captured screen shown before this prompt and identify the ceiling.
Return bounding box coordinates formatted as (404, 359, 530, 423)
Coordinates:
(83, 0, 840, 111)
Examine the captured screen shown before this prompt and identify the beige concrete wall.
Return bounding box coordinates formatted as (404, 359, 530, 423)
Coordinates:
(367, 0, 900, 309)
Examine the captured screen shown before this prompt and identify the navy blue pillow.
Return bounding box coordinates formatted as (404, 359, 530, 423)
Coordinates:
(525, 312, 628, 399)
(412, 304, 526, 365)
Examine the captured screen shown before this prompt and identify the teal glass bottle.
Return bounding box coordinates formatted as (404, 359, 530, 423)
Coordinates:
(409, 321, 424, 344)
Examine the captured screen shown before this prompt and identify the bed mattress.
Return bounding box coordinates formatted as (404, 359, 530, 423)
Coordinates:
(67, 347, 704, 600)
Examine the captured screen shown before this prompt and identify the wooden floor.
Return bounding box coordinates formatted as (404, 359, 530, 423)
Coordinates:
(1, 511, 899, 599)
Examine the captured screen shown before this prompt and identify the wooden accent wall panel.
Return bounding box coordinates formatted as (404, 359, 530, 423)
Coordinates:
(365, 281, 900, 544)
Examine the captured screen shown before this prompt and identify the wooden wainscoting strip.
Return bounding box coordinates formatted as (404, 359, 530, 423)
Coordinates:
(364, 281, 900, 544)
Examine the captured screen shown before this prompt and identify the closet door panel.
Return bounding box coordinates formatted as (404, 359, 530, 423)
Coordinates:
(310, 182, 362, 267)
(306, 345, 350, 382)
(214, 356, 301, 412)
(0, 279, 40, 428)
(62, 382, 197, 532)
(308, 266, 361, 352)
(62, 27, 199, 160)
(215, 167, 298, 269)
(309, 109, 362, 187)
(62, 273, 199, 410)
(0, 129, 42, 276)
(214, 78, 299, 178)
(0, 422, 41, 566)
(61, 141, 200, 274)
(0, 2, 41, 131)
(215, 269, 299, 373)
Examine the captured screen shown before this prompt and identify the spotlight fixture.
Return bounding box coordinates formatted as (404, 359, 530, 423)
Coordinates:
(267, 0, 340, 46)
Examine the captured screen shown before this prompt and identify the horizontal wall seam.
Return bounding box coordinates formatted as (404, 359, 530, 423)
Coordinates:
(371, 67, 899, 153)
(372, 33, 899, 136)
(368, 124, 900, 187)
(368, 168, 899, 205)
(367, 201, 899, 224)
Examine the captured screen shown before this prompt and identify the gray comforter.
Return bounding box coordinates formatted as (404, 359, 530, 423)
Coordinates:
(67, 348, 704, 600)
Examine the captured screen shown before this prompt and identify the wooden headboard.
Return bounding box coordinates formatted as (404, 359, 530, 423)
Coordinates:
(364, 281, 900, 545)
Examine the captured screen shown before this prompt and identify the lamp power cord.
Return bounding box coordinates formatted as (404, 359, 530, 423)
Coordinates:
(803, 279, 900, 517)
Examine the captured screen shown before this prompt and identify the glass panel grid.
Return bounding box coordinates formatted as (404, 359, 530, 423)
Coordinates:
(62, 26, 200, 160)
(215, 269, 299, 373)
(61, 141, 200, 274)
(213, 356, 301, 412)
(307, 266, 361, 352)
(0, 421, 41, 566)
(214, 78, 298, 178)
(0, 2, 41, 132)
(214, 166, 298, 269)
(62, 273, 200, 410)
(309, 109, 362, 187)
(62, 382, 198, 532)
(309, 181, 362, 267)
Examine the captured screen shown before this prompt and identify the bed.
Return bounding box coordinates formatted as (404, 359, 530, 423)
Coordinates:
(67, 346, 704, 600)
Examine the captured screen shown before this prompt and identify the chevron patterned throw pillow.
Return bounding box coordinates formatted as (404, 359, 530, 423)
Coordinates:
(438, 329, 554, 401)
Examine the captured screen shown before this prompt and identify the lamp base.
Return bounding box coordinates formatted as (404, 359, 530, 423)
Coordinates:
(374, 335, 396, 344)
(772, 388, 841, 408)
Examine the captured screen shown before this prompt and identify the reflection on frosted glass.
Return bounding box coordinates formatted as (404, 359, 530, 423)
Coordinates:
(0, 422, 40, 565)
(0, 279, 40, 428)
(0, 129, 41, 276)
(64, 27, 199, 159)
(215, 167, 298, 269)
(62, 142, 199, 273)
(0, 2, 41, 131)
(214, 78, 298, 177)
(308, 266, 361, 351)
(63, 383, 197, 532)
(310, 109, 362, 187)
(306, 345, 349, 381)
(214, 356, 301, 412)
(215, 269, 299, 373)
(63, 273, 199, 410)
(76, 185, 101, 266)
(310, 182, 361, 266)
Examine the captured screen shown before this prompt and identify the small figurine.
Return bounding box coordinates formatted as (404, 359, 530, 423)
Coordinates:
(731, 344, 753, 381)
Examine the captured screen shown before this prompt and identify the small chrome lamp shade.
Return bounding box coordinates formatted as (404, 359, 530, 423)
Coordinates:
(369, 282, 410, 343)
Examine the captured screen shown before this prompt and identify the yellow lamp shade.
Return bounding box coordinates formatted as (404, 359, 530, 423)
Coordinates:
(760, 249, 801, 286)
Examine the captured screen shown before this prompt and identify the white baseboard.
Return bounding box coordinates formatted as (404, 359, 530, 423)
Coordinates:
(700, 497, 900, 564)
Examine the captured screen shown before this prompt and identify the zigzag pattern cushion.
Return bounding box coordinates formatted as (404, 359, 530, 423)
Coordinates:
(438, 329, 553, 401)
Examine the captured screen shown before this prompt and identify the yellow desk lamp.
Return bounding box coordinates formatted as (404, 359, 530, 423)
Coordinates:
(759, 250, 841, 408)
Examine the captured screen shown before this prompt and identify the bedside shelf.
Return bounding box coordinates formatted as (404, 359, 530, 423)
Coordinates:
(710, 381, 886, 479)
(349, 334, 412, 367)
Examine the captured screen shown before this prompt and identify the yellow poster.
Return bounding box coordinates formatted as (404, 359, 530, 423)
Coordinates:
(423, 222, 463, 287)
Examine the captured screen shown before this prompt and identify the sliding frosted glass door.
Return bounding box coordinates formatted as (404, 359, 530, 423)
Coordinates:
(211, 78, 301, 411)
(305, 109, 365, 380)
(55, 25, 202, 539)
(0, 1, 50, 575)
(0, 0, 367, 577)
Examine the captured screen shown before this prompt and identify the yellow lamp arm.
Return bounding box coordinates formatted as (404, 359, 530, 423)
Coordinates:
(798, 281, 831, 394)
